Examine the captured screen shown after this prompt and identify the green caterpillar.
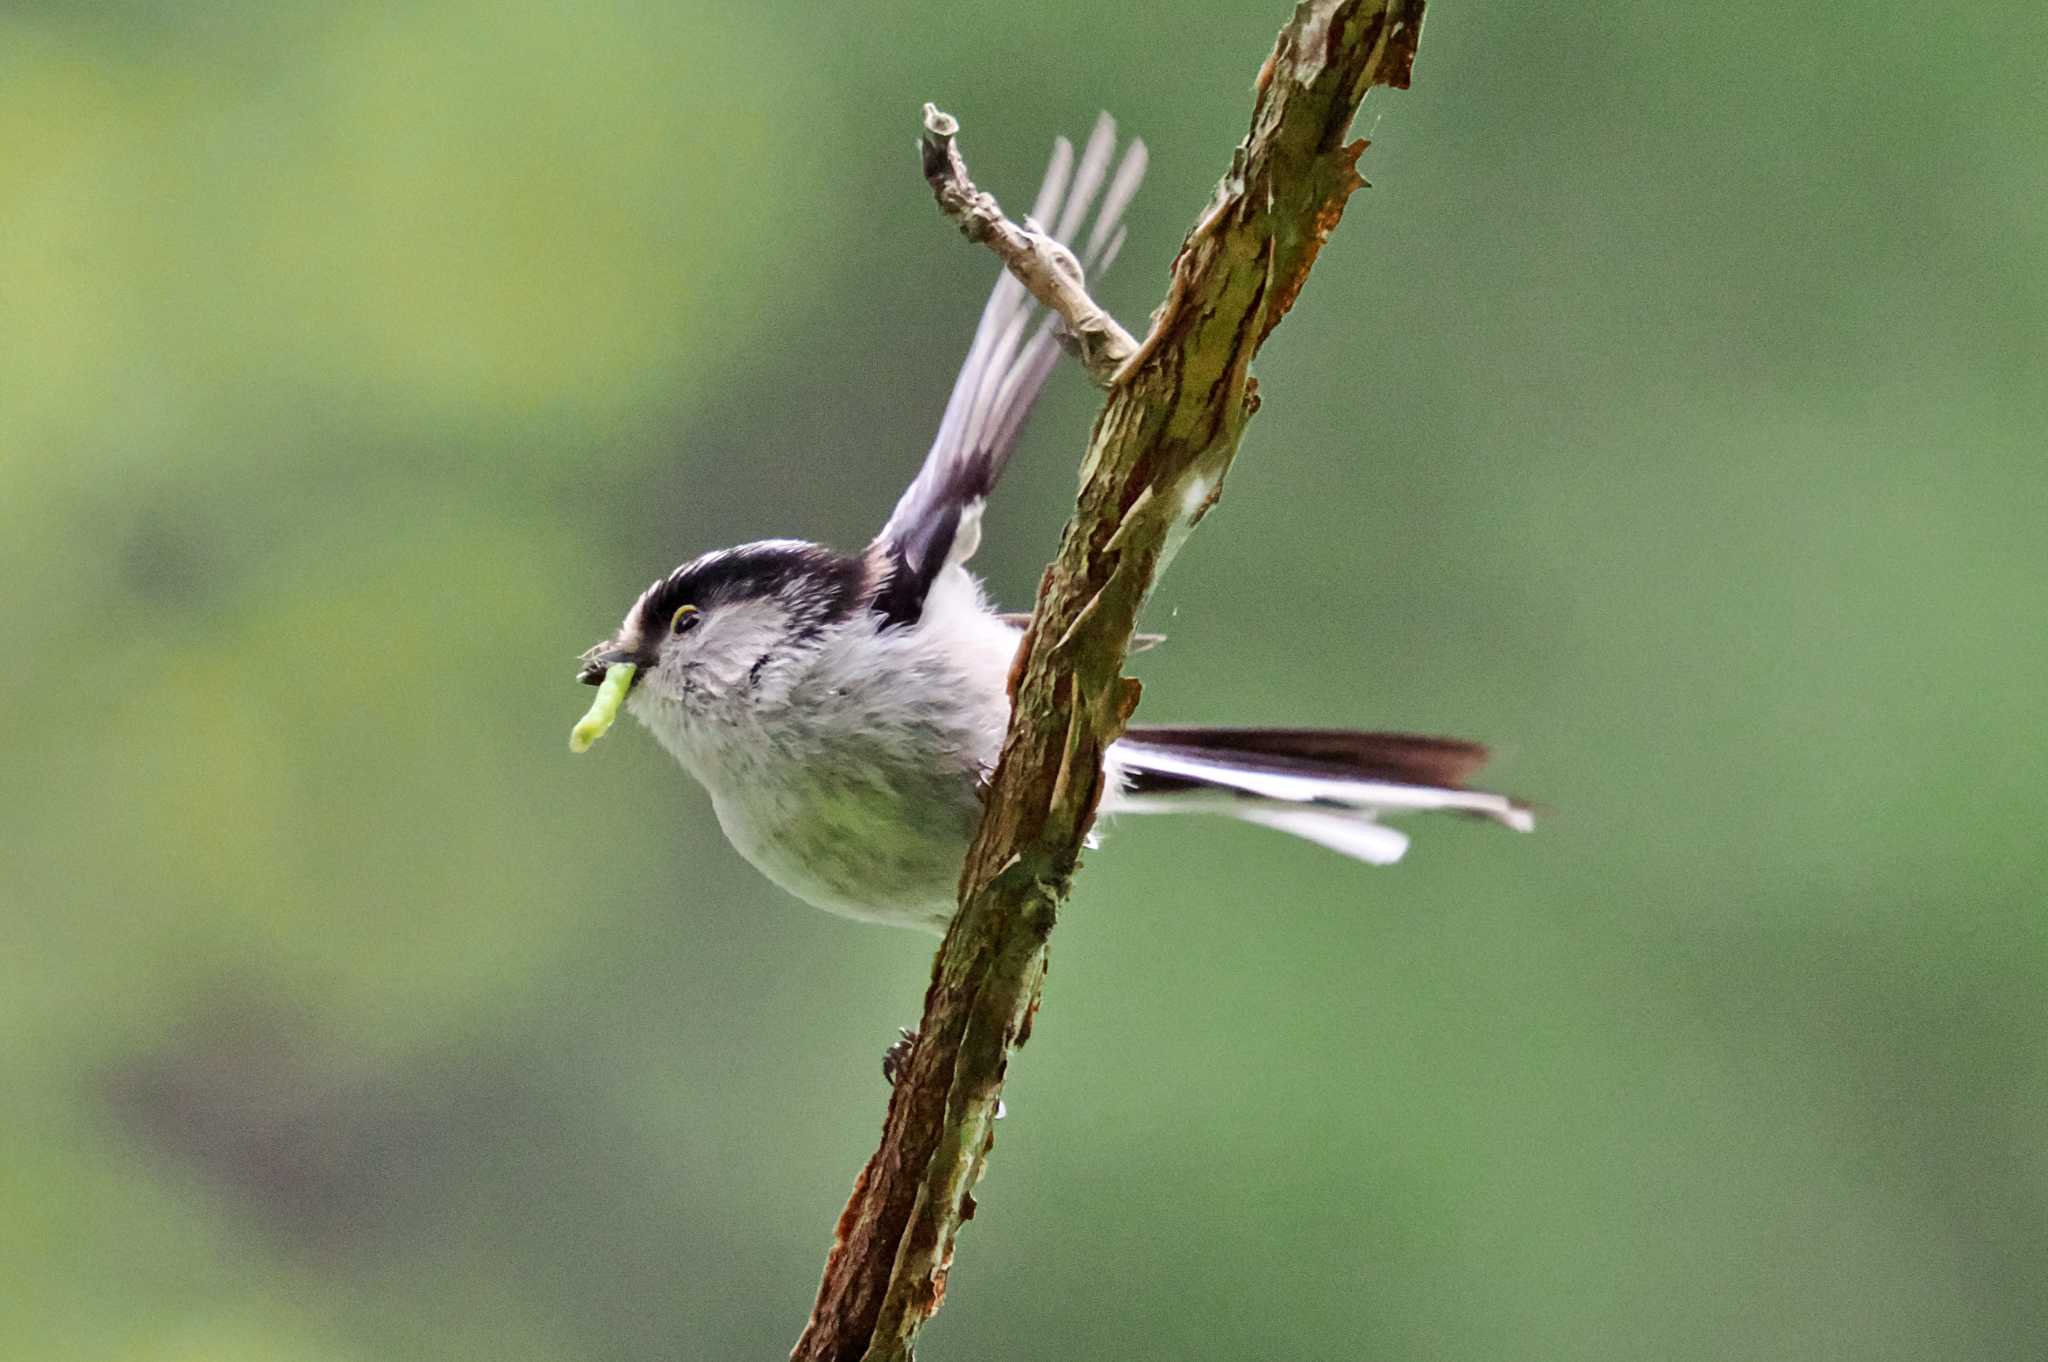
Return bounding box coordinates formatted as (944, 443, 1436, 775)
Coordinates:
(569, 663, 636, 753)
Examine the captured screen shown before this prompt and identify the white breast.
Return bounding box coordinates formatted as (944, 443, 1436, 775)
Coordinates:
(629, 566, 1021, 931)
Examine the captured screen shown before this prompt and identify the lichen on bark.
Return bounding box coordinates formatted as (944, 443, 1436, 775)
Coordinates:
(793, 5, 1426, 1359)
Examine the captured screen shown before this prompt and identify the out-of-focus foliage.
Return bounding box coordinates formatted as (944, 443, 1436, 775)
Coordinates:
(4, 2, 2043, 1358)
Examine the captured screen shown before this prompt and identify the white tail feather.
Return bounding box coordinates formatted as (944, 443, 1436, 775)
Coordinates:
(1233, 808, 1411, 865)
(1117, 745, 1534, 832)
(1104, 735, 1533, 867)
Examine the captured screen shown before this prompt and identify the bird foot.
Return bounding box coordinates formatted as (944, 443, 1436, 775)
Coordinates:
(881, 1027, 917, 1087)
(880, 1026, 1004, 1119)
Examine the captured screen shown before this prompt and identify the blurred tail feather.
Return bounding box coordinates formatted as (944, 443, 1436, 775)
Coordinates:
(1110, 726, 1533, 866)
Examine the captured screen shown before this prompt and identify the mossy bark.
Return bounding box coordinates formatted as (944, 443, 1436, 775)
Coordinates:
(793, 5, 1426, 1359)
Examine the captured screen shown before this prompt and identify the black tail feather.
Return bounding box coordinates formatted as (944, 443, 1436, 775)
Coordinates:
(1122, 726, 1496, 791)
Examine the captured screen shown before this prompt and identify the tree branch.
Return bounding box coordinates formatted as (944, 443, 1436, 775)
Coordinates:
(793, 4, 1425, 1359)
(919, 104, 1140, 383)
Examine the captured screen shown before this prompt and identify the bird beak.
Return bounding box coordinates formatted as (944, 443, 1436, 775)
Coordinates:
(577, 644, 649, 686)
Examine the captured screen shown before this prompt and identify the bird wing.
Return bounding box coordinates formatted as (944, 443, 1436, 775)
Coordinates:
(867, 114, 1145, 627)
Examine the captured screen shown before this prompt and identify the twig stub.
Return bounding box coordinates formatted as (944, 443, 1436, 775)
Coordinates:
(794, 7, 1426, 1360)
(918, 103, 1139, 383)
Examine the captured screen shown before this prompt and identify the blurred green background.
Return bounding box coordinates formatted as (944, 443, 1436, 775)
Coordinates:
(5, 1, 2044, 1358)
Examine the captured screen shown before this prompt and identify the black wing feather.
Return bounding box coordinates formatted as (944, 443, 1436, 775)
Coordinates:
(868, 115, 1145, 627)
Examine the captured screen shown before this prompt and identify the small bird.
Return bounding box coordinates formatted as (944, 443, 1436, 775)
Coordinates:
(574, 118, 1530, 934)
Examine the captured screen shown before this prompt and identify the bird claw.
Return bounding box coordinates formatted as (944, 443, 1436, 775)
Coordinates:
(879, 1027, 1004, 1119)
(882, 1027, 918, 1087)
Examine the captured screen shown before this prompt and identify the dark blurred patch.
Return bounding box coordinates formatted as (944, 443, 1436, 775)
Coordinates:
(98, 980, 747, 1358)
(102, 988, 516, 1258)
(118, 505, 218, 612)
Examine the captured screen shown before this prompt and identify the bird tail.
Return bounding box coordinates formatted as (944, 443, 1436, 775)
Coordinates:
(1107, 727, 1534, 867)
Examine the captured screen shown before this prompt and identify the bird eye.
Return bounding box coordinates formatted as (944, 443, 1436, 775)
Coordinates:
(670, 604, 701, 635)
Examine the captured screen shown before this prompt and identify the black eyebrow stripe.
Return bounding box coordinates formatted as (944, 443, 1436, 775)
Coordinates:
(630, 541, 868, 640)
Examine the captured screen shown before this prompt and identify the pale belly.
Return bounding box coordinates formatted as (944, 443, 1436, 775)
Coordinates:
(708, 751, 985, 931)
(629, 565, 1024, 931)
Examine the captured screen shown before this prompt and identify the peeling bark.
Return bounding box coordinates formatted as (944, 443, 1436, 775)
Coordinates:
(792, 5, 1425, 1359)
